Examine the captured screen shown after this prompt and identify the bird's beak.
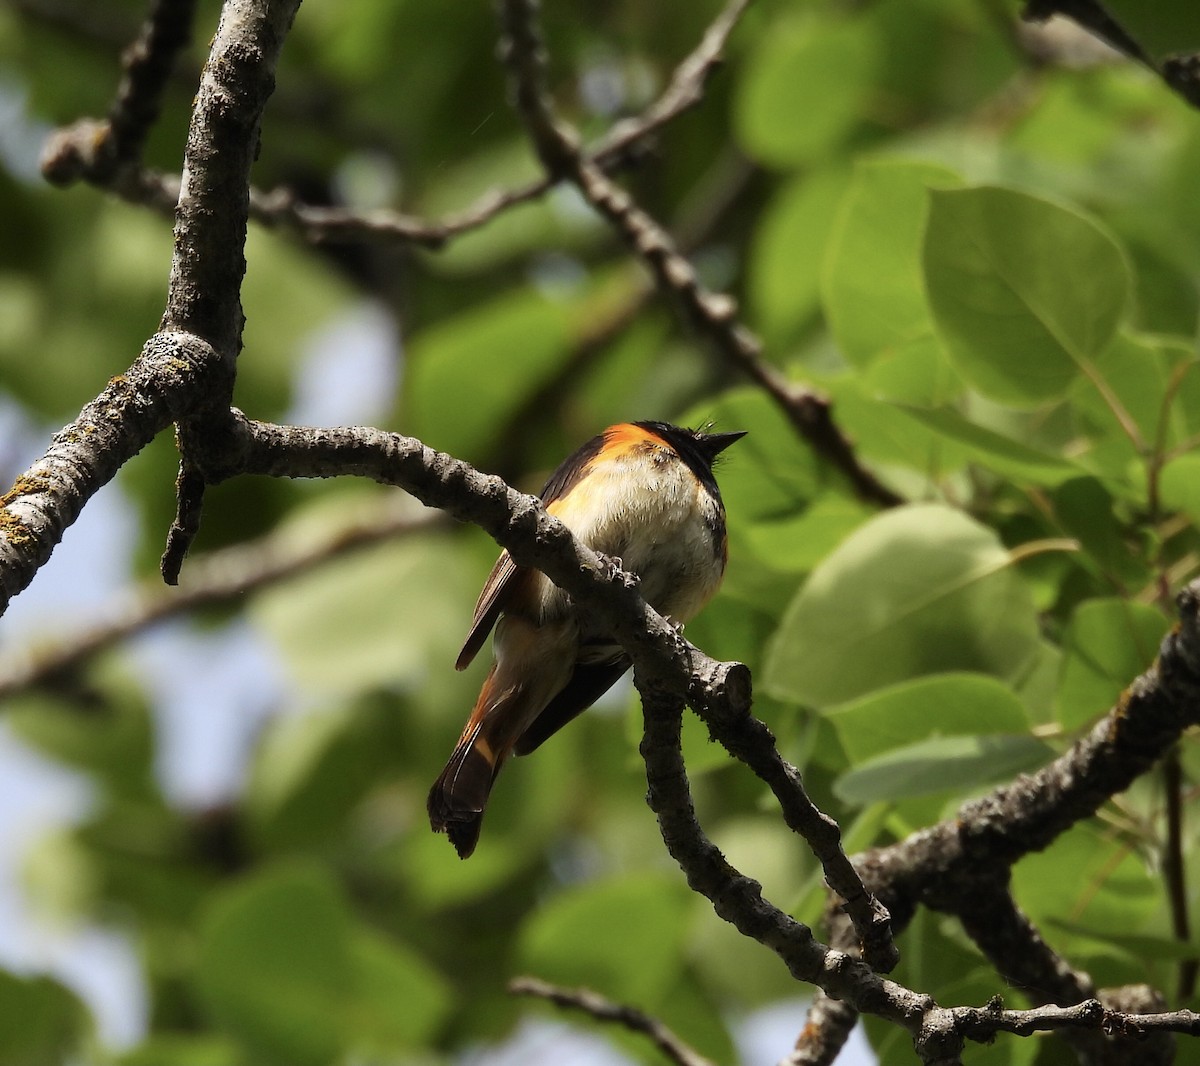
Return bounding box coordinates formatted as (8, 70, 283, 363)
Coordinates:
(701, 429, 747, 457)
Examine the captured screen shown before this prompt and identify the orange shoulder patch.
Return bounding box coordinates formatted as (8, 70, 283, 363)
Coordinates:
(601, 422, 665, 459)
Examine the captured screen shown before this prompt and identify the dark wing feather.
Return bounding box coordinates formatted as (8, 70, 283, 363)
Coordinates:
(513, 657, 631, 755)
(457, 430, 608, 671)
(455, 551, 525, 670)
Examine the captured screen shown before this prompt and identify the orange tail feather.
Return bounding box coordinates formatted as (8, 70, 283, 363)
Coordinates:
(428, 664, 513, 859)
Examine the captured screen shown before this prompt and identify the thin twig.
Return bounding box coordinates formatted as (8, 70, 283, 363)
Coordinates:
(40, 0, 199, 187)
(495, 0, 903, 510)
(509, 977, 716, 1066)
(1163, 747, 1197, 1001)
(0, 502, 438, 697)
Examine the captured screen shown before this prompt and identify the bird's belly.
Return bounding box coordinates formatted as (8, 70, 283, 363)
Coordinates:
(550, 459, 725, 624)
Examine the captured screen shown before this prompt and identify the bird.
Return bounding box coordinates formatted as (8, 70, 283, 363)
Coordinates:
(427, 420, 745, 858)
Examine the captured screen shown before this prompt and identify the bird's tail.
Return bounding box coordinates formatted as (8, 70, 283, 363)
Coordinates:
(427, 666, 511, 859)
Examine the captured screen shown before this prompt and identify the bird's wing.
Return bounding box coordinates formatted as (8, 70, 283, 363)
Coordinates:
(512, 655, 631, 755)
(455, 550, 527, 671)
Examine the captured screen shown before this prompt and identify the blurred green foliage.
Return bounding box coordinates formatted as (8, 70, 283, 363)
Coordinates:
(3, 0, 1200, 1063)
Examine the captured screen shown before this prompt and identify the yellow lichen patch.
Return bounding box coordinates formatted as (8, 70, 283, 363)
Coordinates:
(0, 474, 50, 508)
(0, 508, 33, 548)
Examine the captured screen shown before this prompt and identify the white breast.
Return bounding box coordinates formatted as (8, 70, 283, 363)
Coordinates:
(541, 444, 725, 625)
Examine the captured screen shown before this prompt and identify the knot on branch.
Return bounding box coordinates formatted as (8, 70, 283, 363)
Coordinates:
(40, 119, 118, 186)
(913, 1007, 963, 1065)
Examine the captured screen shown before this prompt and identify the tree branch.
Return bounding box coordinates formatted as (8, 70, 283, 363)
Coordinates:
(40, 0, 199, 188)
(509, 976, 717, 1066)
(494, 0, 903, 510)
(792, 585, 1200, 1063)
(781, 991, 860, 1066)
(0, 501, 438, 697)
(2, 0, 303, 611)
(157, 0, 303, 575)
(0, 333, 219, 615)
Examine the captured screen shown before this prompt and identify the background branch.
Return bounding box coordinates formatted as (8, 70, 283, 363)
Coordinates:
(509, 977, 717, 1066)
(495, 0, 903, 510)
(0, 502, 438, 697)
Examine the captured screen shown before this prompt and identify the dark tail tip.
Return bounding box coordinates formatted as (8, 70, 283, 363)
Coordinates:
(427, 734, 499, 860)
(444, 816, 484, 859)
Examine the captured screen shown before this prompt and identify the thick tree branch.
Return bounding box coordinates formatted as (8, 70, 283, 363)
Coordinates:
(162, 0, 300, 354)
(636, 683, 936, 1045)
(797, 587, 1200, 1064)
(861, 592, 1200, 904)
(0, 333, 219, 615)
(781, 991, 859, 1066)
(185, 412, 896, 968)
(158, 0, 302, 575)
(3, 0, 303, 612)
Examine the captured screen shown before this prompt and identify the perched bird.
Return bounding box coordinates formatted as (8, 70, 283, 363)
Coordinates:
(428, 420, 745, 858)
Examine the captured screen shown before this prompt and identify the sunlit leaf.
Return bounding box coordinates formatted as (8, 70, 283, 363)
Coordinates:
(825, 673, 1030, 763)
(764, 504, 1039, 708)
(833, 733, 1050, 805)
(1056, 598, 1168, 729)
(518, 874, 690, 1005)
(822, 158, 962, 368)
(736, 17, 880, 167)
(923, 187, 1131, 405)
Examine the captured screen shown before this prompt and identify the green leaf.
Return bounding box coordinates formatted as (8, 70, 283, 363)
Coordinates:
(735, 17, 879, 167)
(923, 186, 1131, 405)
(518, 873, 690, 1005)
(682, 387, 821, 527)
(822, 158, 962, 367)
(348, 931, 452, 1053)
(1049, 477, 1146, 584)
(764, 504, 1039, 707)
(116, 1035, 244, 1066)
(863, 335, 962, 406)
(749, 168, 848, 341)
(1013, 823, 1158, 931)
(1056, 598, 1168, 729)
(404, 290, 571, 462)
(824, 378, 970, 479)
(196, 864, 354, 1065)
(7, 685, 157, 799)
(825, 673, 1031, 763)
(251, 529, 474, 697)
(1047, 921, 1200, 963)
(196, 862, 450, 1061)
(1160, 453, 1200, 524)
(833, 733, 1051, 805)
(246, 703, 394, 851)
(0, 970, 88, 1066)
(398, 825, 526, 910)
(742, 494, 873, 575)
(894, 405, 1079, 486)
(1068, 332, 1172, 457)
